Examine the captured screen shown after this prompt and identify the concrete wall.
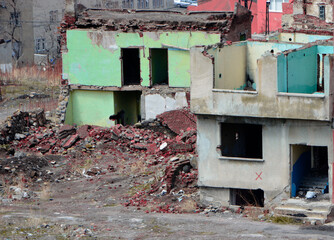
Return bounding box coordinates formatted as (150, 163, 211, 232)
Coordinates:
(141, 92, 188, 120)
(63, 30, 220, 88)
(276, 32, 333, 43)
(0, 42, 12, 73)
(191, 42, 334, 121)
(196, 115, 333, 205)
(300, 0, 333, 23)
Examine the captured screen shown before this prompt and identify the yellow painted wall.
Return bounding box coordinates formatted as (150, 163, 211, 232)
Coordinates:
(214, 44, 247, 90)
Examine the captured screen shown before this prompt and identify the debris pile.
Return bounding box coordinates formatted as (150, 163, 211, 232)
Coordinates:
(13, 109, 197, 159)
(0, 109, 46, 144)
(1, 109, 200, 213)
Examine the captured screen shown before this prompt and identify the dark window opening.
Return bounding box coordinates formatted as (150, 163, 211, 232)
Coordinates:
(10, 12, 21, 27)
(151, 49, 168, 85)
(231, 188, 264, 207)
(220, 123, 262, 159)
(122, 48, 141, 85)
(240, 33, 247, 41)
(319, 5, 325, 20)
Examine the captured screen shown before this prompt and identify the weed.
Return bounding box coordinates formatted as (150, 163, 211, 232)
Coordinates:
(269, 216, 302, 224)
(39, 183, 52, 201)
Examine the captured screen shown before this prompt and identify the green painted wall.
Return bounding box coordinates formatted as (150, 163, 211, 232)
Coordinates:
(64, 30, 220, 88)
(65, 90, 115, 127)
(168, 49, 191, 87)
(278, 46, 318, 94)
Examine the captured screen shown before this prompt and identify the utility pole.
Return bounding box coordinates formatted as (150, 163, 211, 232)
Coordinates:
(265, 0, 270, 35)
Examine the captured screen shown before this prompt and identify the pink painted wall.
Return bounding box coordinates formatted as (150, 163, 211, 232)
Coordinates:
(188, 0, 294, 34)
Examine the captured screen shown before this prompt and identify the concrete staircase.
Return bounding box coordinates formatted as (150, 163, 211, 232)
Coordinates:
(274, 197, 332, 224)
(298, 175, 328, 194)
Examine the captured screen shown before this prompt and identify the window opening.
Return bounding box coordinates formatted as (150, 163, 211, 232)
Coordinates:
(319, 5, 325, 20)
(122, 48, 141, 85)
(220, 123, 262, 159)
(269, 0, 289, 12)
(231, 188, 264, 207)
(151, 49, 168, 85)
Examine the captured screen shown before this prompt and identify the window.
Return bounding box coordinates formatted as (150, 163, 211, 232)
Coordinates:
(269, 0, 289, 12)
(122, 0, 134, 8)
(319, 5, 325, 20)
(49, 10, 58, 23)
(10, 12, 21, 27)
(137, 0, 149, 9)
(151, 49, 168, 85)
(220, 123, 262, 159)
(105, 1, 119, 9)
(35, 38, 46, 53)
(122, 48, 141, 85)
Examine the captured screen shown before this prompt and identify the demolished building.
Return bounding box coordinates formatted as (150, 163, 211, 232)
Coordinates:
(60, 2, 252, 127)
(190, 37, 334, 222)
(282, 0, 334, 32)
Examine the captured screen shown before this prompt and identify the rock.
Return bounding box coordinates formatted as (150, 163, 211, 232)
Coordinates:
(14, 151, 27, 159)
(86, 167, 101, 176)
(77, 125, 90, 139)
(61, 134, 79, 149)
(132, 143, 147, 150)
(58, 124, 76, 139)
(170, 156, 179, 162)
(170, 143, 193, 153)
(190, 155, 198, 169)
(14, 133, 26, 140)
(159, 142, 168, 151)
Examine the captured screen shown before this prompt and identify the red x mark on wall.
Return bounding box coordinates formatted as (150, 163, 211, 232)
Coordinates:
(255, 172, 262, 181)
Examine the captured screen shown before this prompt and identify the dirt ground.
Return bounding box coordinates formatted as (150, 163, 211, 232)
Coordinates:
(1, 153, 334, 239)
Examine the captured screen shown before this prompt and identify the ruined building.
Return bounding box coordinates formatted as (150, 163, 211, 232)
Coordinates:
(60, 2, 252, 127)
(282, 0, 334, 32)
(190, 37, 334, 222)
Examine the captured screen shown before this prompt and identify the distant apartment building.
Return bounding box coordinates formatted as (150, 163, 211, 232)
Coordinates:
(0, 0, 34, 70)
(0, 0, 174, 73)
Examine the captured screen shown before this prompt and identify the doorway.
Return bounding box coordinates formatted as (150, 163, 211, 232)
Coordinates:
(291, 145, 328, 198)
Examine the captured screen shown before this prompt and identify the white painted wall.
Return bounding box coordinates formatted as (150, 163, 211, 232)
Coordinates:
(142, 92, 188, 120)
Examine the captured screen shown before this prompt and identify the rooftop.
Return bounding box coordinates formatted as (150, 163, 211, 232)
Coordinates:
(74, 9, 238, 31)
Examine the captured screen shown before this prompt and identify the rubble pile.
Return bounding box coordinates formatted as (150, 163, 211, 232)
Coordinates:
(0, 109, 47, 144)
(13, 109, 197, 159)
(0, 155, 49, 178)
(2, 109, 200, 213)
